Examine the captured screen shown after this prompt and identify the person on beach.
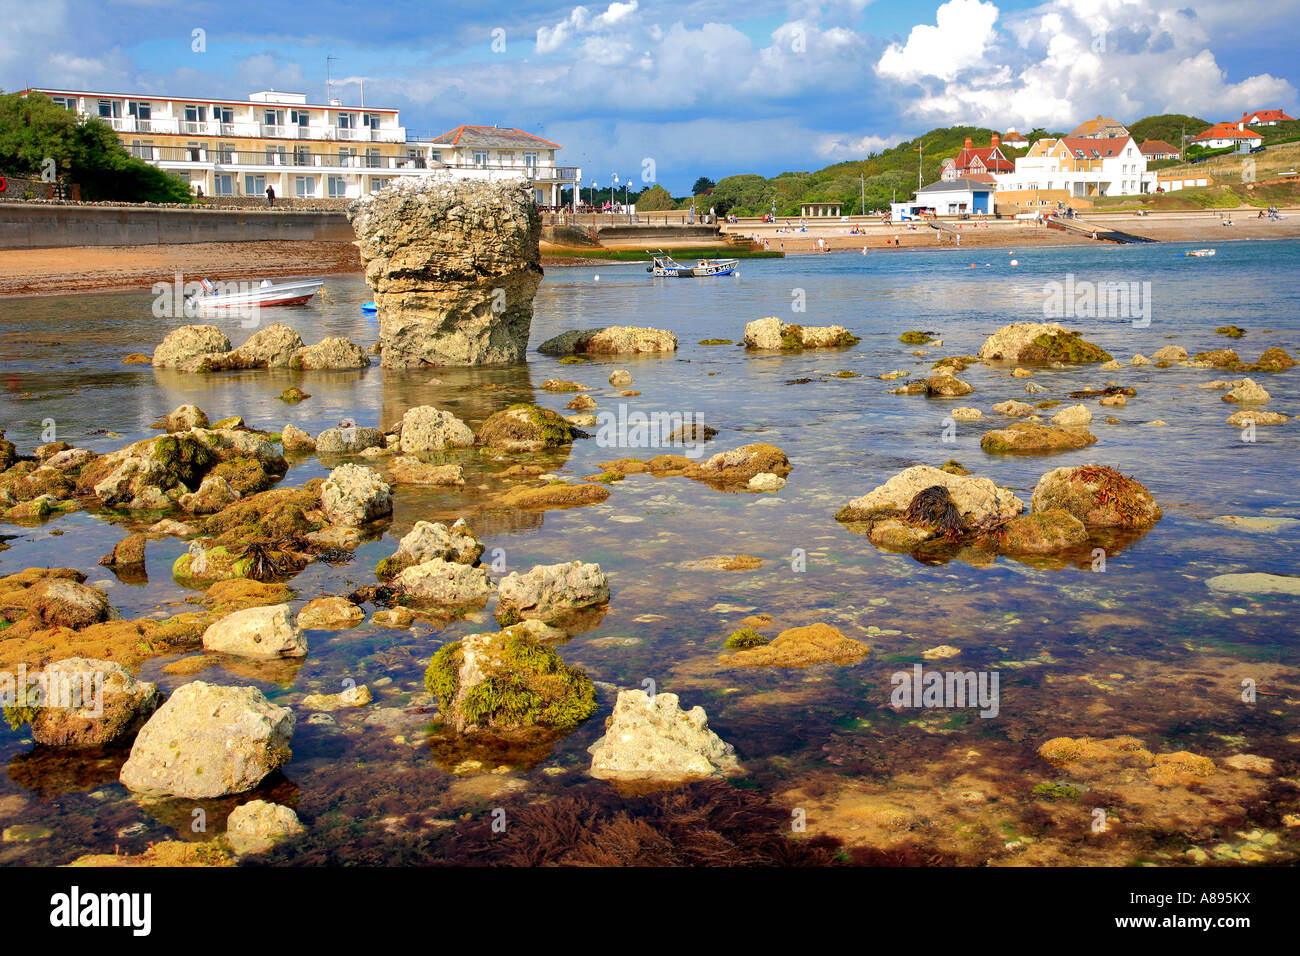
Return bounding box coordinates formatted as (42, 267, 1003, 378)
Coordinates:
(266, 185, 275, 207)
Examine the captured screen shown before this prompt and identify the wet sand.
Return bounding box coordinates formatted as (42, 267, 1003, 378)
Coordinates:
(0, 240, 362, 298)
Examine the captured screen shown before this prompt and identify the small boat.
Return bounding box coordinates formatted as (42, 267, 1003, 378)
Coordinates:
(189, 277, 323, 311)
(1180, 248, 1216, 258)
(361, 301, 378, 312)
(646, 251, 739, 278)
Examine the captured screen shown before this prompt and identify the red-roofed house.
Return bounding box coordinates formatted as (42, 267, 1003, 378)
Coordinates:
(1192, 120, 1264, 149)
(995, 134, 1153, 197)
(1139, 139, 1180, 160)
(941, 135, 1014, 182)
(1243, 108, 1294, 126)
(423, 125, 578, 206)
(1001, 128, 1030, 148)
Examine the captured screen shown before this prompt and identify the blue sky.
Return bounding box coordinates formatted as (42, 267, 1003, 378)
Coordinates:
(4, 0, 1297, 192)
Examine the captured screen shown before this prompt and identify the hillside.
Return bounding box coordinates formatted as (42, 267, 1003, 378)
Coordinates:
(1127, 113, 1209, 149)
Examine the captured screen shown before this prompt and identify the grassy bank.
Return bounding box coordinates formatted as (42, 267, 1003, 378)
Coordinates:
(541, 245, 784, 261)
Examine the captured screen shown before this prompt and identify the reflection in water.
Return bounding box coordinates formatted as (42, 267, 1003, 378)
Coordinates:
(1, 241, 1298, 865)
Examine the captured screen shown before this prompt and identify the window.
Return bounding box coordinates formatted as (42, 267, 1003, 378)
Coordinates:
(127, 100, 151, 120)
(264, 109, 283, 126)
(338, 113, 356, 129)
(98, 99, 121, 118)
(364, 148, 381, 168)
(430, 150, 442, 164)
(130, 140, 148, 159)
(51, 96, 74, 110)
(294, 146, 311, 166)
(245, 174, 265, 195)
(290, 109, 309, 127)
(185, 142, 202, 162)
(370, 178, 389, 193)
(338, 147, 356, 166)
(217, 143, 234, 164)
(473, 150, 487, 167)
(523, 151, 538, 167)
(327, 176, 348, 197)
(184, 105, 207, 129)
(363, 113, 381, 128)
(213, 174, 234, 196)
(214, 106, 234, 124)
(295, 176, 316, 198)
(266, 145, 286, 164)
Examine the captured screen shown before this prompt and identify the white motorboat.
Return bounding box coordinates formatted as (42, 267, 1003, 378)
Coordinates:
(189, 277, 323, 311)
(647, 252, 739, 277)
(1181, 248, 1216, 258)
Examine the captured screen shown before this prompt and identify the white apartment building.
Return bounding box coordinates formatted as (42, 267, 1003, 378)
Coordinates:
(24, 88, 579, 205)
(994, 135, 1156, 199)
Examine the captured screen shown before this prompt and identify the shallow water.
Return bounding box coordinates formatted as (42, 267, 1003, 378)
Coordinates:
(1, 239, 1298, 865)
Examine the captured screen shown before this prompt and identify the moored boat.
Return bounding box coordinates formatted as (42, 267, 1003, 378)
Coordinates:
(189, 277, 323, 311)
(647, 251, 739, 278)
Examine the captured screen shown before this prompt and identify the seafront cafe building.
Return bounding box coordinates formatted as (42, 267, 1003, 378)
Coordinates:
(800, 201, 843, 217)
(890, 178, 995, 219)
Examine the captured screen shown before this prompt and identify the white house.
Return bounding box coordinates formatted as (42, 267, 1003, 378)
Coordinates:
(995, 134, 1155, 199)
(892, 178, 995, 217)
(1192, 119, 1264, 150)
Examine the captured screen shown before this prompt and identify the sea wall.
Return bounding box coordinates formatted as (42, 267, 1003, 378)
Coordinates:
(0, 202, 353, 249)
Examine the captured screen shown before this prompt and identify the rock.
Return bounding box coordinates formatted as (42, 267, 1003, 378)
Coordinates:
(1099, 360, 1122, 371)
(98, 533, 147, 568)
(538, 326, 677, 356)
(320, 464, 391, 527)
(225, 800, 305, 856)
(1151, 345, 1188, 362)
(567, 393, 597, 410)
(26, 658, 160, 748)
(122, 352, 152, 365)
(290, 337, 370, 370)
(500, 481, 609, 510)
(608, 369, 633, 386)
(869, 518, 934, 550)
(680, 555, 763, 571)
(1222, 379, 1270, 404)
(296, 597, 365, 630)
(723, 622, 869, 668)
(476, 403, 581, 452)
(381, 519, 484, 577)
(281, 423, 316, 453)
(1251, 346, 1296, 372)
(1130, 353, 1151, 366)
(540, 378, 586, 392)
(495, 561, 608, 623)
(68, 841, 234, 867)
(688, 443, 791, 485)
(741, 316, 859, 350)
(1193, 348, 1239, 367)
(747, 472, 786, 492)
(301, 684, 372, 710)
(372, 607, 415, 628)
(1050, 403, 1093, 426)
(1099, 394, 1127, 407)
(348, 177, 542, 366)
(1205, 573, 1300, 596)
(835, 464, 1023, 526)
(398, 405, 475, 452)
(179, 474, 241, 514)
(1212, 515, 1300, 533)
(951, 406, 982, 421)
(316, 425, 383, 455)
(1000, 510, 1089, 554)
(1226, 410, 1288, 426)
(978, 322, 1110, 364)
(993, 400, 1034, 417)
(278, 386, 310, 404)
(588, 689, 741, 783)
(1012, 367, 1033, 377)
(44, 447, 96, 472)
(163, 404, 210, 432)
(924, 373, 973, 396)
(23, 579, 111, 629)
(120, 681, 294, 798)
(425, 626, 596, 733)
(1030, 465, 1162, 528)
(394, 559, 493, 608)
(202, 604, 307, 659)
(212, 323, 305, 369)
(1023, 382, 1047, 394)
(980, 422, 1098, 454)
(152, 325, 232, 370)
(387, 457, 464, 485)
(148, 518, 196, 537)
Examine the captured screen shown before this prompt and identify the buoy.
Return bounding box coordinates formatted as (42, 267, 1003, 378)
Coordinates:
(1010, 259, 1019, 267)
(1008, 250, 1014, 255)
(594, 275, 600, 281)
(969, 263, 976, 268)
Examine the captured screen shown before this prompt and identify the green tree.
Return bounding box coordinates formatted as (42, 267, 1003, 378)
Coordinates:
(709, 174, 773, 215)
(0, 92, 192, 203)
(691, 176, 716, 194)
(635, 183, 676, 211)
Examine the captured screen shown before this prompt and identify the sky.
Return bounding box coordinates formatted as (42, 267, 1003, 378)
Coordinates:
(3, 0, 1298, 193)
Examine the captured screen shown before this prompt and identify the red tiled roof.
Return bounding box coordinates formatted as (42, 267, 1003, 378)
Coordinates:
(1245, 109, 1294, 124)
(1192, 122, 1264, 142)
(1060, 136, 1134, 158)
(1139, 139, 1179, 155)
(433, 125, 562, 149)
(951, 146, 1013, 173)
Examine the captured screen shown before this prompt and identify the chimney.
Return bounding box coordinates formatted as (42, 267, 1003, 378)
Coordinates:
(991, 133, 1000, 148)
(964, 136, 972, 149)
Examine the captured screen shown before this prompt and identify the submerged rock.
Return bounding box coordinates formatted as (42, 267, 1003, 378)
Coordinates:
(1151, 345, 1188, 363)
(398, 406, 475, 452)
(476, 403, 582, 452)
(1221, 378, 1270, 404)
(835, 464, 1023, 527)
(1205, 573, 1300, 596)
(387, 456, 464, 486)
(120, 681, 294, 798)
(978, 322, 1110, 364)
(348, 177, 542, 366)
(495, 561, 609, 624)
(425, 626, 596, 733)
(320, 464, 392, 527)
(687, 443, 791, 486)
(722, 622, 869, 668)
(742, 316, 859, 351)
(538, 326, 677, 356)
(980, 422, 1097, 454)
(1225, 410, 1288, 426)
(201, 604, 307, 659)
(588, 689, 741, 783)
(225, 800, 305, 856)
(999, 510, 1089, 554)
(296, 596, 365, 630)
(1030, 465, 1161, 528)
(26, 657, 160, 748)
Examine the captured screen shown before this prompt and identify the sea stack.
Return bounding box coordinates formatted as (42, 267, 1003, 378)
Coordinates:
(347, 177, 542, 366)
